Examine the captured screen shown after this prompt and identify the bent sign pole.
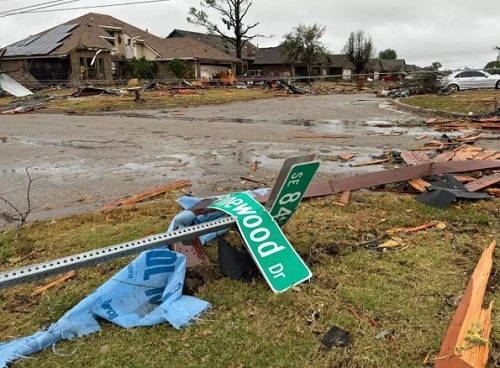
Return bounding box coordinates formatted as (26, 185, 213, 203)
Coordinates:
(209, 193, 312, 293)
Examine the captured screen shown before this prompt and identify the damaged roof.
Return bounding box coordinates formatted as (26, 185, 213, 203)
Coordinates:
(167, 29, 257, 60)
(1, 13, 240, 63)
(253, 45, 286, 65)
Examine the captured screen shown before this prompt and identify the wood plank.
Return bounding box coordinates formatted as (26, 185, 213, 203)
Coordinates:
(486, 188, 500, 197)
(31, 271, 77, 296)
(408, 178, 431, 192)
(473, 150, 497, 160)
(453, 150, 480, 161)
(401, 151, 431, 166)
(453, 176, 477, 183)
(464, 173, 500, 192)
(293, 135, 354, 139)
(349, 158, 391, 167)
(435, 240, 495, 368)
(100, 180, 191, 210)
(339, 153, 355, 160)
(433, 151, 456, 162)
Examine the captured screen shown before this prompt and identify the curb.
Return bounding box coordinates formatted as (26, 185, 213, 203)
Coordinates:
(393, 98, 472, 118)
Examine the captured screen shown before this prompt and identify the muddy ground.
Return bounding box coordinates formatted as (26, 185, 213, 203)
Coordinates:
(0, 94, 497, 228)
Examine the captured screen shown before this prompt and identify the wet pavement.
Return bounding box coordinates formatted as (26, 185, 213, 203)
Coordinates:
(0, 94, 497, 228)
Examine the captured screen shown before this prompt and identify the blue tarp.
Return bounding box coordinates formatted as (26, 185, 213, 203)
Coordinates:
(0, 189, 269, 367)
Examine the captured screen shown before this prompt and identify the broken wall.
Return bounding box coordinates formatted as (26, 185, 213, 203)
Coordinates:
(255, 64, 294, 77)
(156, 60, 196, 80)
(69, 50, 113, 87)
(0, 59, 39, 88)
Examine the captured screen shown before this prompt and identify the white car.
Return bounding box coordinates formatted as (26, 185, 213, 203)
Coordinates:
(442, 70, 500, 91)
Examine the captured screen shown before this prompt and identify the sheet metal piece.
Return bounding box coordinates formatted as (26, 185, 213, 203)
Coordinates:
(0, 217, 236, 289)
(0, 73, 32, 97)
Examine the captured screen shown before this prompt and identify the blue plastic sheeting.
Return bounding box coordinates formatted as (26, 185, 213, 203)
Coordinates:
(0, 189, 269, 367)
(0, 249, 209, 367)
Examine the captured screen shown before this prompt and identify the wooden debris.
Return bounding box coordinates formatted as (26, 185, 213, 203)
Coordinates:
(433, 151, 456, 162)
(485, 188, 500, 197)
(473, 150, 497, 160)
(435, 240, 495, 368)
(0, 135, 7, 143)
(339, 153, 355, 161)
(350, 158, 391, 167)
(453, 150, 480, 161)
(453, 176, 477, 184)
(250, 161, 258, 172)
(386, 221, 445, 235)
(408, 178, 431, 192)
(415, 134, 428, 141)
(334, 190, 351, 206)
(293, 134, 354, 139)
(464, 173, 500, 192)
(401, 151, 431, 166)
(31, 271, 77, 296)
(100, 180, 191, 210)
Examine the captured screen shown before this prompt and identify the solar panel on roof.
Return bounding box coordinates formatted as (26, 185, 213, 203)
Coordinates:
(4, 23, 78, 57)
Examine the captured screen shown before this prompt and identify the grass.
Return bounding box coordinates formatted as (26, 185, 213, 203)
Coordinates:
(404, 89, 500, 114)
(0, 87, 282, 113)
(0, 193, 499, 367)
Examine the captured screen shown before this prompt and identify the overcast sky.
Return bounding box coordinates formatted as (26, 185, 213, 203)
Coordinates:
(1, 0, 499, 70)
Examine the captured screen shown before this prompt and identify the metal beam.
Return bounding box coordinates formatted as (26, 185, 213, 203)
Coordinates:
(0, 217, 237, 290)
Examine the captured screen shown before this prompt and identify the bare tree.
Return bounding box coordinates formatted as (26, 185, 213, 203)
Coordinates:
(188, 0, 263, 70)
(281, 23, 328, 77)
(343, 30, 375, 74)
(0, 167, 36, 234)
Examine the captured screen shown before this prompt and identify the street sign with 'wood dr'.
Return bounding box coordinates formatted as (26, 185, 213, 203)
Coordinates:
(209, 192, 312, 293)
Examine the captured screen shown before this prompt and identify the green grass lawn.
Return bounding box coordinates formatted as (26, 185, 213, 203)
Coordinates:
(0, 193, 499, 367)
(404, 90, 500, 115)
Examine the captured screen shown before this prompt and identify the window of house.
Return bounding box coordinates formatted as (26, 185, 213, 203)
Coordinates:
(79, 57, 105, 79)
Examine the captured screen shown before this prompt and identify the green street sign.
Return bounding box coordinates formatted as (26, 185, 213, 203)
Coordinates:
(209, 192, 312, 293)
(268, 161, 320, 226)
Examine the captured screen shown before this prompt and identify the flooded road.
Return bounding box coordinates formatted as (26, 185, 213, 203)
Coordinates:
(0, 94, 497, 227)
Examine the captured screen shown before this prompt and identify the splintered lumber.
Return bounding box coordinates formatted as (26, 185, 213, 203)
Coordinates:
(473, 150, 497, 160)
(453, 176, 477, 184)
(350, 158, 391, 167)
(386, 220, 444, 234)
(31, 271, 77, 296)
(334, 190, 351, 206)
(339, 153, 355, 160)
(492, 153, 500, 160)
(415, 135, 427, 141)
(433, 151, 456, 162)
(435, 240, 496, 368)
(486, 188, 500, 197)
(293, 134, 354, 139)
(100, 180, 191, 210)
(453, 150, 480, 161)
(464, 173, 500, 192)
(401, 151, 431, 166)
(408, 178, 431, 192)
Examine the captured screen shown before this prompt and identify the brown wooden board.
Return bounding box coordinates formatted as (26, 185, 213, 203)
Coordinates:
(401, 151, 431, 166)
(464, 173, 500, 192)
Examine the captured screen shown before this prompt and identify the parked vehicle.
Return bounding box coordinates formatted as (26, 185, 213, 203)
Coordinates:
(442, 70, 500, 91)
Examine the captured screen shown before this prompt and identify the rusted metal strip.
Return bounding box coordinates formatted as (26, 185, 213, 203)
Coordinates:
(464, 173, 500, 192)
(401, 151, 431, 166)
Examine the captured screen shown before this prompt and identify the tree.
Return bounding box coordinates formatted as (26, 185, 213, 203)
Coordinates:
(168, 59, 190, 79)
(342, 30, 374, 74)
(431, 61, 442, 71)
(281, 23, 327, 77)
(378, 48, 397, 60)
(188, 0, 262, 70)
(485, 60, 500, 74)
(494, 45, 500, 61)
(124, 57, 158, 79)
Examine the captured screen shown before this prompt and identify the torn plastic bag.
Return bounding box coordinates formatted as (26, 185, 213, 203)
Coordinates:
(0, 249, 209, 367)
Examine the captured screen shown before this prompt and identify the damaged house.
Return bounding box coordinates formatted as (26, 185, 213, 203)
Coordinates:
(167, 29, 257, 73)
(0, 13, 240, 87)
(252, 45, 353, 79)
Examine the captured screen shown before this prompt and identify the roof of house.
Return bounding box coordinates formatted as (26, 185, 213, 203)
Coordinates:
(327, 54, 354, 69)
(1, 13, 240, 63)
(253, 46, 285, 65)
(167, 29, 257, 60)
(379, 59, 406, 72)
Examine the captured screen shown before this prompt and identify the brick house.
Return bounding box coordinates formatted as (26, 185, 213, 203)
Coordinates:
(0, 13, 240, 87)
